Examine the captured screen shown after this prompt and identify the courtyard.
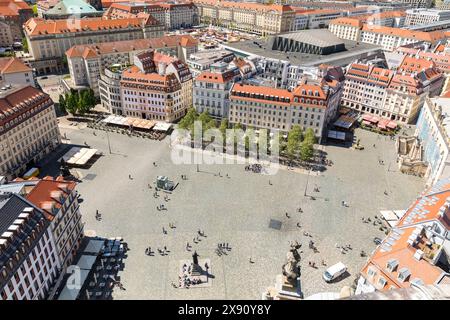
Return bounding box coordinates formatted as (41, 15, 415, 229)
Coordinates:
(45, 126, 424, 299)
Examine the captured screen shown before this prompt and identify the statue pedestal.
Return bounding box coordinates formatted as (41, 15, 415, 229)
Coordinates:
(274, 275, 303, 300)
(190, 263, 203, 276)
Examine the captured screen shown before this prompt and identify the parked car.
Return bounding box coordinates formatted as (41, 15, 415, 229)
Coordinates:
(373, 237, 382, 245)
(323, 262, 347, 283)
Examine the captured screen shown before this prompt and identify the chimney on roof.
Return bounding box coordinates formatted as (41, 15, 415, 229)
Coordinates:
(413, 249, 424, 261)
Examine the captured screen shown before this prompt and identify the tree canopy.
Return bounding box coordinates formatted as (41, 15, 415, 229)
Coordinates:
(58, 89, 96, 115)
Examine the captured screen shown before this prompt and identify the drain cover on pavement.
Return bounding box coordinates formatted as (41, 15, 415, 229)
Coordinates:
(269, 219, 282, 230)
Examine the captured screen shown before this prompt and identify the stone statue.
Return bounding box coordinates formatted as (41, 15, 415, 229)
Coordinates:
(282, 245, 301, 282)
(192, 251, 199, 265)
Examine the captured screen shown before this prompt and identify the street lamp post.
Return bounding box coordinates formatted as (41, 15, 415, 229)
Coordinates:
(304, 168, 311, 197)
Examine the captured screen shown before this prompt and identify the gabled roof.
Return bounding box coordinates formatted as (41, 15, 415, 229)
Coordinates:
(0, 86, 51, 125)
(362, 24, 446, 43)
(330, 17, 362, 28)
(196, 70, 235, 84)
(24, 16, 161, 37)
(65, 35, 197, 58)
(193, 0, 294, 13)
(0, 57, 31, 74)
(25, 176, 76, 219)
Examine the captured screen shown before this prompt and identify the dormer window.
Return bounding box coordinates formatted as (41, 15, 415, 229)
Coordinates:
(378, 277, 387, 288)
(367, 266, 377, 278)
(386, 259, 398, 272)
(397, 267, 411, 283)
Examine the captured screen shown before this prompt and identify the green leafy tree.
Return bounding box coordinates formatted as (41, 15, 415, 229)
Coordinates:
(66, 93, 78, 115)
(82, 88, 96, 113)
(77, 91, 85, 115)
(300, 139, 314, 162)
(232, 122, 243, 151)
(59, 94, 66, 113)
(219, 118, 228, 140)
(304, 128, 316, 144)
(62, 54, 68, 68)
(198, 111, 214, 133)
(244, 126, 255, 151)
(178, 107, 197, 130)
(21, 37, 29, 53)
(286, 125, 303, 160)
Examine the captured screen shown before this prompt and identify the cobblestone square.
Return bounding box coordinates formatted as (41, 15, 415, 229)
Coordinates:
(48, 126, 425, 299)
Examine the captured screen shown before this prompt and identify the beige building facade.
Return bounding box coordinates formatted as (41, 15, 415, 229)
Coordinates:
(66, 35, 198, 97)
(194, 0, 295, 36)
(23, 16, 165, 75)
(0, 86, 61, 180)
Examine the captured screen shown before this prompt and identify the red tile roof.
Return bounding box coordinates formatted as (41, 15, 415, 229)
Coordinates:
(330, 17, 362, 28)
(0, 57, 31, 74)
(362, 24, 446, 43)
(26, 176, 76, 219)
(196, 70, 235, 84)
(65, 35, 197, 58)
(0, 86, 51, 126)
(24, 16, 161, 36)
(193, 0, 294, 13)
(360, 180, 450, 291)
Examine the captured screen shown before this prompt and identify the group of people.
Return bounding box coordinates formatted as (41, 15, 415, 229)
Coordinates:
(176, 264, 204, 289)
(145, 246, 170, 256)
(216, 243, 231, 256)
(181, 174, 188, 180)
(245, 164, 262, 173)
(335, 243, 352, 255)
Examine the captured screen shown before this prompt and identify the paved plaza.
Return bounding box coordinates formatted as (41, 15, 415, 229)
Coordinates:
(47, 126, 425, 299)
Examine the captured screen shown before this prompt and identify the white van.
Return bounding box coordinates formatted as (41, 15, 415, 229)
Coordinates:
(323, 262, 347, 283)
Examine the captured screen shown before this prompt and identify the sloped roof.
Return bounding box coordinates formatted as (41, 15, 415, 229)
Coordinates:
(65, 35, 197, 58)
(46, 0, 100, 15)
(0, 57, 31, 74)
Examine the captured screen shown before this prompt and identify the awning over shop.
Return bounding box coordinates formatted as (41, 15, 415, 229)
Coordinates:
(102, 115, 156, 130)
(387, 121, 398, 129)
(153, 122, 173, 132)
(59, 147, 98, 165)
